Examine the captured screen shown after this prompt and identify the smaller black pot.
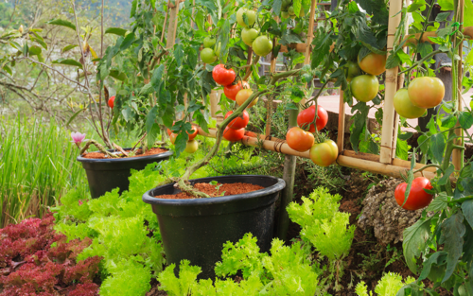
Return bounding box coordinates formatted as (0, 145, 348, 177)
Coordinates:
(143, 175, 286, 279)
(78, 147, 173, 198)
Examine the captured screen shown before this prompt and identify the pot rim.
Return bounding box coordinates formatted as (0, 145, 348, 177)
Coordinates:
(77, 147, 174, 163)
(142, 175, 286, 206)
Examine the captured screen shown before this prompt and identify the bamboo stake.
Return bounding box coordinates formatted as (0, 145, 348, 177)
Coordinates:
(197, 128, 446, 181)
(166, 0, 180, 49)
(453, 0, 465, 170)
(337, 89, 345, 153)
(304, 0, 318, 65)
(380, 0, 404, 164)
(265, 16, 279, 137)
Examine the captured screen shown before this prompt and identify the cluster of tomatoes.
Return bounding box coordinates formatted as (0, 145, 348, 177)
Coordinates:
(200, 36, 219, 64)
(211, 64, 255, 142)
(285, 105, 339, 167)
(237, 8, 273, 57)
(347, 52, 387, 103)
(167, 124, 200, 154)
(393, 77, 445, 119)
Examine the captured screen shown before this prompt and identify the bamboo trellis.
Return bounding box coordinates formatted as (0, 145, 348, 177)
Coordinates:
(160, 1, 471, 180)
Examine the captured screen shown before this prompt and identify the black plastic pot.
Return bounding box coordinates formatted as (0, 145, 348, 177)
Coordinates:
(77, 147, 173, 198)
(142, 175, 286, 279)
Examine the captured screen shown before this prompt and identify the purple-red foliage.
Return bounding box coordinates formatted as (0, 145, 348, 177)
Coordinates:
(0, 213, 101, 296)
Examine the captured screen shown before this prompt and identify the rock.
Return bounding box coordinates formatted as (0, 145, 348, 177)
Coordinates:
(357, 178, 425, 245)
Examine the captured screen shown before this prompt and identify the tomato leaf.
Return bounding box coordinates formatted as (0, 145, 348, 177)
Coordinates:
(426, 193, 449, 212)
(355, 0, 389, 26)
(459, 111, 473, 129)
(419, 251, 448, 281)
(403, 219, 431, 273)
(439, 211, 466, 282)
(120, 32, 136, 51)
(350, 102, 370, 153)
(47, 19, 76, 31)
(272, 0, 283, 16)
(438, 164, 455, 186)
(396, 138, 409, 160)
(462, 200, 473, 229)
(430, 133, 445, 164)
(151, 65, 165, 92)
(145, 106, 160, 148)
(109, 70, 127, 82)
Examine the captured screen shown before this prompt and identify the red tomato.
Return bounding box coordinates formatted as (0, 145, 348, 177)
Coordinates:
(224, 81, 249, 101)
(167, 128, 172, 136)
(394, 177, 433, 210)
(286, 127, 315, 152)
(224, 110, 250, 130)
(212, 64, 236, 86)
(108, 96, 115, 108)
(297, 105, 328, 133)
(187, 125, 199, 140)
(169, 133, 177, 145)
(223, 127, 245, 142)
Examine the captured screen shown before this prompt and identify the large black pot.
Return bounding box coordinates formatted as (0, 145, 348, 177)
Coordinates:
(78, 148, 173, 198)
(142, 175, 286, 279)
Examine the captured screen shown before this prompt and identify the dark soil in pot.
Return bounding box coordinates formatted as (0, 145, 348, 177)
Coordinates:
(142, 175, 286, 280)
(77, 147, 173, 198)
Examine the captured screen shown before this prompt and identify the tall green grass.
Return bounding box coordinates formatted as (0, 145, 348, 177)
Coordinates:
(0, 116, 89, 227)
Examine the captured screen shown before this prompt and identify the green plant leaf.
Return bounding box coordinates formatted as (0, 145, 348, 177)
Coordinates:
(120, 32, 136, 51)
(403, 219, 431, 273)
(419, 251, 448, 281)
(430, 133, 445, 164)
(105, 27, 128, 36)
(426, 193, 448, 212)
(47, 19, 76, 31)
(462, 200, 473, 229)
(439, 211, 466, 282)
(109, 70, 127, 82)
(28, 45, 42, 56)
(52, 58, 82, 68)
(62, 44, 78, 53)
(459, 111, 473, 129)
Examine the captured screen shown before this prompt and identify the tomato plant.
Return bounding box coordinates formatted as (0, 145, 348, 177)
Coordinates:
(184, 139, 199, 154)
(286, 127, 314, 152)
(309, 140, 338, 167)
(252, 36, 273, 57)
(393, 89, 426, 119)
(350, 75, 379, 103)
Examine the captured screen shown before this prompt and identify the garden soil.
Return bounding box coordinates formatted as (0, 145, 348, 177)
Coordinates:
(155, 182, 264, 199)
(82, 147, 168, 159)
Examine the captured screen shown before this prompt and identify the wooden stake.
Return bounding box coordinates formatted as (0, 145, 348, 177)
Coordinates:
(337, 88, 345, 153)
(453, 0, 465, 170)
(304, 0, 318, 65)
(380, 0, 403, 164)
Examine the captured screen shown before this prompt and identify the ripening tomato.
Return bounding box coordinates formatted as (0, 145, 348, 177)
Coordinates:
(393, 89, 426, 119)
(297, 105, 328, 133)
(241, 28, 259, 47)
(408, 77, 445, 109)
(167, 128, 172, 136)
(223, 127, 245, 142)
(358, 52, 386, 76)
(309, 140, 338, 167)
(108, 96, 115, 108)
(224, 81, 249, 101)
(394, 177, 433, 210)
(236, 8, 256, 28)
(169, 133, 178, 145)
(351, 75, 379, 102)
(252, 35, 273, 57)
(201, 48, 217, 64)
(187, 125, 199, 140)
(286, 127, 315, 152)
(224, 110, 250, 130)
(236, 89, 258, 108)
(212, 64, 236, 86)
(184, 139, 199, 153)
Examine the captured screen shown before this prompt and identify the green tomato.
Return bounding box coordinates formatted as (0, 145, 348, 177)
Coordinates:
(241, 28, 259, 47)
(393, 88, 427, 119)
(282, 0, 292, 8)
(288, 6, 295, 16)
(350, 75, 379, 102)
(236, 8, 256, 28)
(281, 11, 290, 18)
(203, 36, 216, 48)
(200, 48, 217, 64)
(252, 35, 273, 57)
(344, 61, 361, 82)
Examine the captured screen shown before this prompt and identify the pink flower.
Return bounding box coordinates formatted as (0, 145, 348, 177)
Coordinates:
(78, 200, 83, 206)
(71, 132, 86, 144)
